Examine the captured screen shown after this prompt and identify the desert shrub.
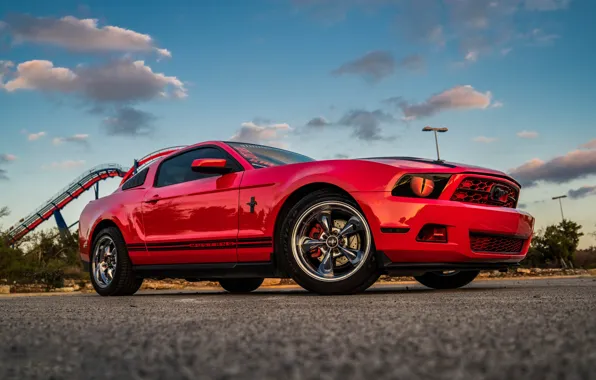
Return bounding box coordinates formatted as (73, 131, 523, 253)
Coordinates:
(528, 220, 584, 268)
(1, 219, 80, 288)
(574, 247, 596, 269)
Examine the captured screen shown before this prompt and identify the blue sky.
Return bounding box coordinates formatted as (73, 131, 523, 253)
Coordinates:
(0, 0, 595, 247)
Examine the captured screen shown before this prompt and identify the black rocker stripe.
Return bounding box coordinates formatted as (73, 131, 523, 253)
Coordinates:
(146, 245, 235, 252)
(144, 239, 237, 248)
(127, 237, 272, 251)
(145, 243, 272, 252)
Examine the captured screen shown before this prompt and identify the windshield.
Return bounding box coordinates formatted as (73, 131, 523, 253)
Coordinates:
(228, 142, 315, 169)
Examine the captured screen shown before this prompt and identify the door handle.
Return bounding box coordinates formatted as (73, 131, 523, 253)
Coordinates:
(145, 195, 160, 204)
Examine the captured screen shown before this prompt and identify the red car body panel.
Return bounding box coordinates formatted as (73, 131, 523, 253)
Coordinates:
(140, 171, 243, 264)
(352, 192, 534, 263)
(79, 141, 535, 273)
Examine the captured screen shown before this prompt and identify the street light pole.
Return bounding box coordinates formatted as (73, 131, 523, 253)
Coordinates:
(552, 194, 570, 268)
(432, 130, 440, 161)
(552, 195, 567, 223)
(422, 126, 448, 161)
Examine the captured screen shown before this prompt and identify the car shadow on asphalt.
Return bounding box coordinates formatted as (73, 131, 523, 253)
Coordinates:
(131, 284, 507, 297)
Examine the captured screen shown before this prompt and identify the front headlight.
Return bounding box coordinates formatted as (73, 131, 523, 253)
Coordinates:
(391, 174, 451, 199)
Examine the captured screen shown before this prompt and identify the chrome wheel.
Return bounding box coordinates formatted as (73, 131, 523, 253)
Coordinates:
(92, 236, 118, 289)
(291, 201, 372, 282)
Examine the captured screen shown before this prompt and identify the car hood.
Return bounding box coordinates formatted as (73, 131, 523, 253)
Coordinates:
(359, 157, 518, 185)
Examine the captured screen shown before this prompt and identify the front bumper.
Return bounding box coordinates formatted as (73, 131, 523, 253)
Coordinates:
(353, 192, 535, 264)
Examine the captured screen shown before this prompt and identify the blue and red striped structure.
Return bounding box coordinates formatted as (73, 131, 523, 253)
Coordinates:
(5, 146, 186, 245)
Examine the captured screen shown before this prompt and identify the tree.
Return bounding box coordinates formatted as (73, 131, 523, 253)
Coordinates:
(0, 207, 9, 239)
(530, 220, 584, 268)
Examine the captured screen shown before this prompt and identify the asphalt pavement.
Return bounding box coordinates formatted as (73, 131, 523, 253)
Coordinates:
(1, 277, 595, 380)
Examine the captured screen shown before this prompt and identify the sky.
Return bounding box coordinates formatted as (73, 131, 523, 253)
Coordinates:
(0, 0, 595, 247)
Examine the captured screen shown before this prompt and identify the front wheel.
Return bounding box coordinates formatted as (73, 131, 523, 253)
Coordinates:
(89, 227, 143, 296)
(279, 189, 380, 295)
(219, 278, 264, 293)
(414, 270, 479, 289)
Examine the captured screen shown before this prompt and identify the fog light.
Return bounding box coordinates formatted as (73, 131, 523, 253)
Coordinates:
(417, 224, 448, 243)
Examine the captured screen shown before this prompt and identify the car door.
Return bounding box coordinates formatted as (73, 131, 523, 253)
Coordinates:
(141, 146, 243, 265)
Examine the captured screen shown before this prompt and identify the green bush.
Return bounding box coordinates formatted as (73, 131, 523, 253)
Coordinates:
(1, 223, 80, 288)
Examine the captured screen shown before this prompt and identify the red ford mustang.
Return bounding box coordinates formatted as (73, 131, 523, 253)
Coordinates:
(79, 141, 535, 296)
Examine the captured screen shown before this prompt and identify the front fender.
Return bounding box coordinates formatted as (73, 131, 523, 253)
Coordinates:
(79, 191, 146, 262)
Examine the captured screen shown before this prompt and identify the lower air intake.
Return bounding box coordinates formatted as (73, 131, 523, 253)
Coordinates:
(470, 233, 525, 254)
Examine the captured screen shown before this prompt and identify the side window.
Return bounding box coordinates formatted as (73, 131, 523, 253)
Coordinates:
(155, 147, 230, 188)
(121, 167, 149, 190)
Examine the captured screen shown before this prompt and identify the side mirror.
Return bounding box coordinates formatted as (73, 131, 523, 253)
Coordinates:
(191, 158, 231, 174)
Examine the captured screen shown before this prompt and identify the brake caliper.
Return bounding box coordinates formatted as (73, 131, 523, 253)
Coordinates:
(308, 225, 324, 258)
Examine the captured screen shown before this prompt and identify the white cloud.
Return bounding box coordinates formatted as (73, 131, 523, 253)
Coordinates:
(491, 101, 504, 108)
(331, 50, 396, 82)
(5, 15, 171, 58)
(465, 51, 479, 62)
(27, 131, 46, 141)
(0, 60, 13, 83)
(230, 121, 292, 148)
(473, 136, 498, 143)
(509, 145, 596, 186)
(525, 0, 571, 11)
(0, 153, 17, 162)
(102, 107, 155, 136)
(330, 51, 426, 83)
(389, 85, 493, 120)
(297, 0, 567, 64)
(2, 60, 77, 92)
(568, 185, 596, 200)
(517, 130, 539, 139)
(2, 59, 187, 102)
(520, 28, 561, 45)
(1, 59, 186, 138)
(336, 109, 396, 141)
(0, 153, 16, 181)
(501, 48, 513, 56)
(581, 138, 596, 150)
(156, 48, 172, 59)
(306, 117, 331, 128)
(43, 160, 86, 170)
(53, 134, 89, 146)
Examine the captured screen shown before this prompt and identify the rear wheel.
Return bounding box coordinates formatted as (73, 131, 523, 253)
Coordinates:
(89, 227, 143, 296)
(414, 270, 479, 289)
(279, 189, 380, 295)
(219, 278, 264, 293)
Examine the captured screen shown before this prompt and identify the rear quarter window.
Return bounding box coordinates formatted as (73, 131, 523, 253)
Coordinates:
(121, 167, 149, 190)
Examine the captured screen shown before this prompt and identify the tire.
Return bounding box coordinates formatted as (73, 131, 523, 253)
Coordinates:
(414, 270, 479, 290)
(279, 189, 380, 295)
(89, 227, 143, 296)
(219, 278, 264, 293)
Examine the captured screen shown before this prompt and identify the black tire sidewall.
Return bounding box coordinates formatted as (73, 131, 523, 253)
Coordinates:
(414, 270, 480, 290)
(219, 278, 264, 293)
(89, 227, 131, 296)
(279, 190, 380, 295)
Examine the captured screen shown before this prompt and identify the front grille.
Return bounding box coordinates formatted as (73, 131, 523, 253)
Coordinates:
(450, 177, 518, 208)
(470, 233, 525, 254)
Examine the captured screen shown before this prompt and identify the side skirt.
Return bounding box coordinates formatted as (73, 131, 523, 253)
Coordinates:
(132, 262, 279, 280)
